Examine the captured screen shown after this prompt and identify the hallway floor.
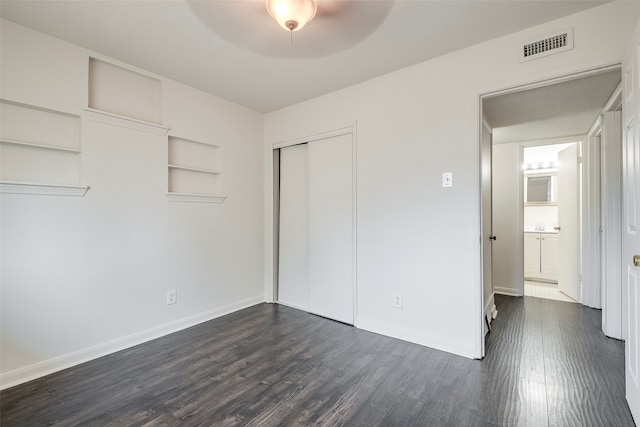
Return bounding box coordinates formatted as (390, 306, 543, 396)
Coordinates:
(0, 295, 633, 426)
(525, 280, 578, 303)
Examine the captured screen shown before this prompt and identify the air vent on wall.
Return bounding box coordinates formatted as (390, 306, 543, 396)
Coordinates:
(519, 28, 573, 63)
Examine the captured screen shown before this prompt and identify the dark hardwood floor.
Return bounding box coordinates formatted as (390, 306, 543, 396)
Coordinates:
(1, 295, 634, 426)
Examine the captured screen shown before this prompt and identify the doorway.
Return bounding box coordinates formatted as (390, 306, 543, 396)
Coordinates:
(522, 142, 578, 303)
(480, 66, 623, 348)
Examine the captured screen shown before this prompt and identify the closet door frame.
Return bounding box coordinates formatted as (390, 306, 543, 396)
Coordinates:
(272, 125, 357, 323)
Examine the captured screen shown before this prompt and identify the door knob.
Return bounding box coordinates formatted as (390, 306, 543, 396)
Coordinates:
(489, 235, 497, 241)
(634, 255, 640, 267)
(553, 226, 561, 231)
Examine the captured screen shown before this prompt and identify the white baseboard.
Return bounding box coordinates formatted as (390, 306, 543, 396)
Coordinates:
(0, 295, 264, 390)
(355, 317, 478, 359)
(494, 286, 521, 297)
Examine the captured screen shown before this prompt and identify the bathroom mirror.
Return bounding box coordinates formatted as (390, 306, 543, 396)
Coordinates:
(524, 173, 557, 204)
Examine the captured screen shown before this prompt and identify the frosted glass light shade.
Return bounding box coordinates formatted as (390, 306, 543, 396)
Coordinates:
(266, 0, 317, 31)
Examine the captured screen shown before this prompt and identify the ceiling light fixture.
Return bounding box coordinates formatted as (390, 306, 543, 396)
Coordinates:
(266, 0, 317, 32)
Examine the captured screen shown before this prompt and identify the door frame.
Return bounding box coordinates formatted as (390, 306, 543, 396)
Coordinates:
(588, 89, 624, 338)
(270, 125, 358, 322)
(519, 137, 583, 300)
(478, 64, 622, 357)
(480, 118, 495, 349)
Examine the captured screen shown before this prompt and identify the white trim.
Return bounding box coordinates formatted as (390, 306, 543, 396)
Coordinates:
(588, 115, 604, 137)
(84, 108, 169, 136)
(352, 123, 358, 325)
(496, 133, 585, 147)
(272, 126, 354, 149)
(269, 149, 280, 304)
(494, 286, 521, 297)
(601, 111, 623, 339)
(168, 164, 220, 175)
(480, 63, 621, 99)
(0, 138, 81, 153)
(86, 53, 168, 89)
(583, 119, 603, 309)
(165, 192, 226, 203)
(603, 83, 623, 112)
(473, 102, 493, 358)
(356, 316, 477, 359)
(0, 181, 89, 197)
(168, 135, 219, 148)
(0, 295, 264, 390)
(269, 123, 358, 321)
(0, 98, 80, 118)
(482, 117, 493, 134)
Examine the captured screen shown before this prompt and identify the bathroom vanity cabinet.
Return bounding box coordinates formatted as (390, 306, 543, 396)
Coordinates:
(524, 232, 559, 282)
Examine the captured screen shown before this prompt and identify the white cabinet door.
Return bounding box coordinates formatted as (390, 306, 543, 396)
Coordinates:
(540, 234, 559, 281)
(524, 233, 541, 279)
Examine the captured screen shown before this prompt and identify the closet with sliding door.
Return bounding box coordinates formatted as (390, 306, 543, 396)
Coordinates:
(276, 130, 355, 324)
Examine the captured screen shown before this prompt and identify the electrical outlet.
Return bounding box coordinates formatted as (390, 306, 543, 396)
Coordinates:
(166, 290, 177, 305)
(393, 293, 402, 308)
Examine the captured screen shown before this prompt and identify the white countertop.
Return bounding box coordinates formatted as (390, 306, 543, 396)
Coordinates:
(524, 227, 558, 234)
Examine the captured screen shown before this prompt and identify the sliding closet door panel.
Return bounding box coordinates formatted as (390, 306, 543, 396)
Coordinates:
(308, 134, 354, 324)
(278, 144, 309, 311)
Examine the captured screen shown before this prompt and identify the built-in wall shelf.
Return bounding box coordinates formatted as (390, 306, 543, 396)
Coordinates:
(1, 99, 82, 187)
(168, 164, 220, 175)
(1, 139, 81, 153)
(165, 192, 226, 204)
(167, 136, 224, 203)
(84, 108, 169, 136)
(88, 58, 162, 125)
(0, 181, 89, 197)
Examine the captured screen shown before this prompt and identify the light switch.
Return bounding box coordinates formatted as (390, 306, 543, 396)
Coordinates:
(442, 172, 453, 187)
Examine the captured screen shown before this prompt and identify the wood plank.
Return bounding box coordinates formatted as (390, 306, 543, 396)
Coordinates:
(1, 296, 633, 426)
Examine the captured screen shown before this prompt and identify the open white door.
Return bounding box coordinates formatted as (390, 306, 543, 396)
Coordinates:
(558, 144, 580, 302)
(622, 35, 640, 423)
(481, 121, 494, 344)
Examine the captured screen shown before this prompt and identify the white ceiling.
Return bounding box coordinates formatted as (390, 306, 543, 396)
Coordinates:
(0, 0, 610, 113)
(483, 69, 621, 144)
(523, 143, 574, 163)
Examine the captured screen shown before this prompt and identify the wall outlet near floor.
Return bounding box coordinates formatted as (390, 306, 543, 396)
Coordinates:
(166, 290, 177, 305)
(393, 293, 402, 308)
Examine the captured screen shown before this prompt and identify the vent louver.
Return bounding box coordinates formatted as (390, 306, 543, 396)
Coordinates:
(519, 28, 574, 63)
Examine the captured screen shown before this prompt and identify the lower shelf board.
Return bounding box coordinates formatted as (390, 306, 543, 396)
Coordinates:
(0, 181, 89, 197)
(165, 192, 226, 203)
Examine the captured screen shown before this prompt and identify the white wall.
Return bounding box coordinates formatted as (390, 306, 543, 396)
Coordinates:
(0, 20, 264, 387)
(524, 205, 558, 229)
(263, 2, 640, 358)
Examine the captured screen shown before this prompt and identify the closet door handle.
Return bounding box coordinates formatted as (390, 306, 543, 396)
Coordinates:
(489, 235, 497, 241)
